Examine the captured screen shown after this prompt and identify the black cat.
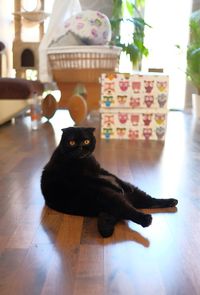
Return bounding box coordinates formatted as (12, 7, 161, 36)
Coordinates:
(41, 127, 178, 237)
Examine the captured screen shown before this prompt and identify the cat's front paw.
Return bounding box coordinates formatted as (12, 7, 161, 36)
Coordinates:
(141, 214, 152, 227)
(97, 212, 117, 238)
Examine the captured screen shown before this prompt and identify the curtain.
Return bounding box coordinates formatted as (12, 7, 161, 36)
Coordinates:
(39, 0, 81, 82)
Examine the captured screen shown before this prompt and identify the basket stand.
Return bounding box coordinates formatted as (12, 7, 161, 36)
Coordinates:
(47, 46, 121, 124)
(56, 80, 100, 112)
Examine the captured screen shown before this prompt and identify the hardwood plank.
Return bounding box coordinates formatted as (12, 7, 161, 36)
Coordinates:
(40, 248, 77, 295)
(74, 245, 104, 295)
(80, 217, 104, 245)
(0, 248, 28, 295)
(0, 111, 200, 294)
(40, 213, 83, 295)
(7, 244, 55, 295)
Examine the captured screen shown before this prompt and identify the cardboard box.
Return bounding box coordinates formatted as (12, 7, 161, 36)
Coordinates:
(100, 73, 169, 140)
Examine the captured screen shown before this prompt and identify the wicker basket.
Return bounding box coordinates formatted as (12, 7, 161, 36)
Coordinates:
(47, 46, 121, 83)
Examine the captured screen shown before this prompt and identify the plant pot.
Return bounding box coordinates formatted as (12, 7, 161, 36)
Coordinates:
(192, 94, 200, 119)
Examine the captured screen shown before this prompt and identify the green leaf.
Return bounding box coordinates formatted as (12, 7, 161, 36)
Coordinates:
(110, 0, 150, 66)
(125, 0, 134, 15)
(135, 0, 145, 8)
(187, 10, 200, 88)
(112, 0, 123, 18)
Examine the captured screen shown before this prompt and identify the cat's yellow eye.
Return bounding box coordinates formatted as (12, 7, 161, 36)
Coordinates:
(83, 139, 90, 145)
(69, 140, 76, 146)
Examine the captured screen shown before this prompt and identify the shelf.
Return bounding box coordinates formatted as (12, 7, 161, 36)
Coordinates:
(13, 11, 50, 23)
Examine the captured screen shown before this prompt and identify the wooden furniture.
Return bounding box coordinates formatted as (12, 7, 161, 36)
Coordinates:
(47, 45, 121, 124)
(0, 78, 44, 125)
(12, 0, 49, 78)
(0, 42, 5, 77)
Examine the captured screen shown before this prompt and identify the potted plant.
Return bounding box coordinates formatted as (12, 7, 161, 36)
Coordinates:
(186, 10, 200, 118)
(110, 0, 150, 70)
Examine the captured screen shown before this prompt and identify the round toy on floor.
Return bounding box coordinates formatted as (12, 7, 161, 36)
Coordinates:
(42, 94, 57, 119)
(68, 94, 87, 125)
(41, 93, 87, 124)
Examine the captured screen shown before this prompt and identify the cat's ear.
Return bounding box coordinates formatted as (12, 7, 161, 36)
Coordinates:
(61, 127, 74, 133)
(87, 127, 95, 133)
(61, 127, 95, 133)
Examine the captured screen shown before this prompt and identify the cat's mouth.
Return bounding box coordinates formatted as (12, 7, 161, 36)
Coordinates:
(78, 151, 91, 159)
(70, 148, 91, 159)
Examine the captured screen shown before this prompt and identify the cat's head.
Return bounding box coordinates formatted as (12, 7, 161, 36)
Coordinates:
(59, 127, 96, 159)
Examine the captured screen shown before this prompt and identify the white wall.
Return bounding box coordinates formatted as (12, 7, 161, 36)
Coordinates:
(0, 0, 13, 46)
(80, 0, 113, 17)
(0, 0, 14, 76)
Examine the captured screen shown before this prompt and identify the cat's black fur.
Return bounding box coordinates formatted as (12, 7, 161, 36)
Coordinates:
(41, 127, 178, 237)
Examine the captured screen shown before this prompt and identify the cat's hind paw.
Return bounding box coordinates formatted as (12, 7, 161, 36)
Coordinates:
(151, 198, 178, 209)
(140, 214, 152, 227)
(167, 198, 178, 207)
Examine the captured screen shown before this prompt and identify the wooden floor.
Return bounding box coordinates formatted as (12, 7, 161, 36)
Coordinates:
(0, 110, 200, 295)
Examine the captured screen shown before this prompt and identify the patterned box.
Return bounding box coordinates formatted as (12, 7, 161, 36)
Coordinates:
(100, 109, 167, 140)
(100, 72, 169, 140)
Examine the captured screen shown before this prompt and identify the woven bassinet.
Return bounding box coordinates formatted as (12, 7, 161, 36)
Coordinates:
(47, 46, 121, 83)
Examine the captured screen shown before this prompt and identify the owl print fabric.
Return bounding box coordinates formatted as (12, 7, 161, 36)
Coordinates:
(101, 73, 168, 109)
(100, 73, 169, 141)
